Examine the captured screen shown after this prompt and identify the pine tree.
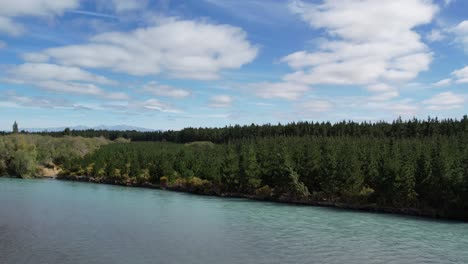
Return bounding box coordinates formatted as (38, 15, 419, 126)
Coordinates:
(426, 139, 448, 208)
(12, 121, 19, 134)
(220, 145, 239, 192)
(319, 143, 337, 200)
(239, 145, 260, 193)
(296, 143, 320, 193)
(394, 153, 417, 207)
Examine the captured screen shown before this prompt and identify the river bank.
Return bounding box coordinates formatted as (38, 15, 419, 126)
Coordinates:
(3, 177, 467, 264)
(55, 175, 463, 222)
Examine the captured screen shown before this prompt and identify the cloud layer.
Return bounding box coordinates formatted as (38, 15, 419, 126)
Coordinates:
(25, 18, 259, 80)
(0, 0, 79, 35)
(284, 0, 437, 86)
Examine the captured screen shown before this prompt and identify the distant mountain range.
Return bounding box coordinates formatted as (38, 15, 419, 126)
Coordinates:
(23, 125, 157, 132)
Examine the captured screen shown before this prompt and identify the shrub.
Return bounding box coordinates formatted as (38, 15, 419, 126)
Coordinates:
(12, 149, 37, 178)
(114, 137, 131, 143)
(160, 176, 168, 187)
(255, 185, 272, 199)
(288, 171, 310, 200)
(136, 169, 150, 184)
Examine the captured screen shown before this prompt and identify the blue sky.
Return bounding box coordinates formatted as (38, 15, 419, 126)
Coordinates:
(0, 0, 467, 131)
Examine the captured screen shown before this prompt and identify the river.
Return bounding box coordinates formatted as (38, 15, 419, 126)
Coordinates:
(1, 178, 467, 264)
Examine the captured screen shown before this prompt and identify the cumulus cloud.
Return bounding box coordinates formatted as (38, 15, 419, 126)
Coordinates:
(444, 0, 455, 6)
(367, 83, 400, 101)
(103, 98, 180, 113)
(365, 99, 420, 117)
(8, 63, 114, 85)
(208, 95, 233, 108)
(0, 91, 89, 110)
(248, 82, 310, 100)
(22, 53, 51, 62)
(0, 0, 79, 17)
(433, 78, 452, 87)
(453, 20, 468, 52)
(0, 0, 79, 35)
(202, 0, 293, 26)
(298, 100, 333, 113)
(24, 18, 259, 80)
(452, 66, 468, 83)
(111, 0, 148, 13)
(35, 81, 129, 100)
(426, 29, 446, 42)
(94, 0, 148, 14)
(423, 91, 465, 110)
(142, 81, 191, 98)
(4, 63, 127, 100)
(283, 0, 437, 86)
(0, 16, 23, 35)
(139, 98, 180, 113)
(432, 66, 468, 86)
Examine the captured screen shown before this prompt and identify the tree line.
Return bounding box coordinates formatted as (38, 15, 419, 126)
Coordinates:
(60, 134, 468, 220)
(28, 116, 468, 143)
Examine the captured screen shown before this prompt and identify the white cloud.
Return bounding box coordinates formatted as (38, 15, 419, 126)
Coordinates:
(22, 53, 50, 62)
(284, 0, 437, 86)
(444, 0, 455, 7)
(0, 40, 5, 48)
(111, 0, 147, 13)
(202, 0, 292, 26)
(365, 99, 420, 117)
(423, 91, 465, 110)
(0, 0, 79, 17)
(5, 63, 127, 100)
(208, 95, 233, 108)
(433, 66, 468, 86)
(0, 16, 23, 35)
(299, 100, 333, 113)
(453, 20, 468, 34)
(35, 81, 129, 100)
(426, 29, 445, 42)
(453, 20, 468, 52)
(0, 91, 87, 110)
(248, 82, 310, 100)
(0, 0, 79, 35)
(142, 81, 191, 98)
(8, 63, 114, 85)
(452, 66, 468, 83)
(102, 98, 181, 113)
(24, 18, 259, 80)
(139, 99, 179, 113)
(367, 83, 399, 101)
(433, 78, 452, 87)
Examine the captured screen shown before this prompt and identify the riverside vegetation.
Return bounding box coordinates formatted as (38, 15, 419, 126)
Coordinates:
(0, 134, 109, 178)
(2, 116, 468, 220)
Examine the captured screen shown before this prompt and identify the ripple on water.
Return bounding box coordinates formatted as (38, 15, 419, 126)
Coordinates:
(0, 178, 467, 264)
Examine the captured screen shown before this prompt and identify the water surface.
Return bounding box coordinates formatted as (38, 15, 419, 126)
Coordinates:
(1, 178, 467, 264)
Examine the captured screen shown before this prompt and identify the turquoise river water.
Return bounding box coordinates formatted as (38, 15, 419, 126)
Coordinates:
(1, 178, 467, 264)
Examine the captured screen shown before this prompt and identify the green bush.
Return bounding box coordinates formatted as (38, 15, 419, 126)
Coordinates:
(255, 185, 272, 199)
(12, 149, 37, 178)
(160, 176, 168, 187)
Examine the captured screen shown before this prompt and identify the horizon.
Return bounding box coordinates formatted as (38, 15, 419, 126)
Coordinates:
(4, 114, 468, 133)
(1, 0, 468, 131)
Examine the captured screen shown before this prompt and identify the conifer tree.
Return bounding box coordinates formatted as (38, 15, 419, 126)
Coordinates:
(239, 145, 260, 193)
(12, 121, 19, 134)
(220, 145, 239, 191)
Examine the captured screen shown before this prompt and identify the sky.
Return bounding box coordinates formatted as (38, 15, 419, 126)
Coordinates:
(0, 0, 467, 131)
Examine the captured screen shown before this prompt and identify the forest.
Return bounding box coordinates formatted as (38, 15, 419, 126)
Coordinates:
(3, 116, 468, 220)
(57, 116, 468, 220)
(35, 116, 468, 142)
